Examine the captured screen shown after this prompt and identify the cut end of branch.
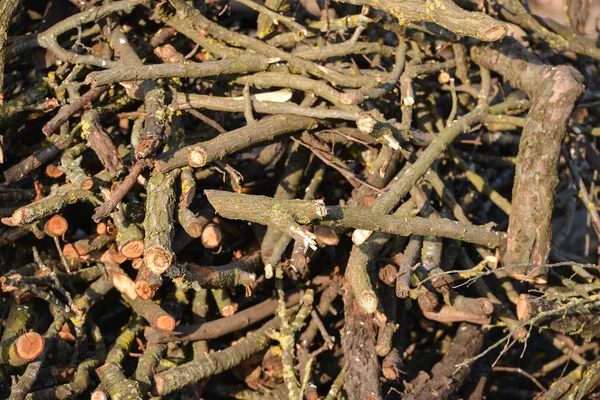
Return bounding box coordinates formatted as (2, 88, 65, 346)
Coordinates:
(184, 221, 203, 238)
(58, 324, 76, 342)
(396, 283, 410, 299)
(90, 390, 109, 400)
(417, 291, 440, 313)
(516, 294, 534, 321)
(101, 246, 127, 264)
(352, 229, 372, 245)
(45, 215, 68, 237)
(453, 295, 494, 316)
(480, 298, 494, 315)
(201, 223, 222, 249)
(382, 354, 403, 381)
(314, 225, 340, 246)
(188, 147, 207, 167)
(63, 243, 81, 258)
(15, 332, 45, 362)
(357, 113, 377, 134)
(144, 246, 174, 275)
(219, 303, 238, 317)
(512, 326, 529, 342)
(2, 209, 28, 226)
(45, 164, 65, 178)
(378, 264, 397, 286)
(155, 315, 176, 332)
(80, 178, 94, 191)
(135, 280, 154, 300)
(265, 263, 274, 279)
(481, 24, 509, 42)
(95, 363, 113, 378)
(359, 291, 378, 314)
(340, 92, 367, 105)
(153, 374, 166, 396)
(131, 258, 144, 270)
(96, 222, 109, 235)
(83, 74, 98, 87)
(120, 240, 144, 259)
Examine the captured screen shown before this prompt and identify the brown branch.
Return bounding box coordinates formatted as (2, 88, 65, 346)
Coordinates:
(403, 322, 484, 400)
(42, 86, 108, 136)
(143, 170, 179, 275)
(333, 0, 508, 42)
(156, 115, 318, 173)
(92, 160, 149, 222)
(0, 0, 20, 103)
(341, 285, 381, 400)
(471, 38, 585, 276)
(83, 110, 125, 178)
(205, 190, 507, 249)
(145, 291, 301, 343)
(125, 296, 175, 332)
(85, 58, 275, 87)
(187, 251, 261, 289)
(3, 136, 72, 184)
(152, 290, 312, 395)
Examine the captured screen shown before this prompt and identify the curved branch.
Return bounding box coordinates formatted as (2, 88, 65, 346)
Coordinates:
(471, 38, 584, 276)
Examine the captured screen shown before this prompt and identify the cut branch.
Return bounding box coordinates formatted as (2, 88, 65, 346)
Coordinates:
(156, 115, 318, 172)
(205, 190, 506, 249)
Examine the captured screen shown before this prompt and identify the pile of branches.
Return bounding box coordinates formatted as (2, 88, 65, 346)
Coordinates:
(0, 0, 599, 398)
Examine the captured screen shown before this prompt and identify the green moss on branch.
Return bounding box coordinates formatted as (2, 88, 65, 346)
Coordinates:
(143, 171, 178, 275)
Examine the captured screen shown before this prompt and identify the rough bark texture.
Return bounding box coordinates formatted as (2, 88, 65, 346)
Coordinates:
(145, 291, 301, 343)
(341, 286, 381, 400)
(332, 0, 508, 42)
(143, 171, 178, 275)
(403, 323, 484, 400)
(206, 190, 506, 248)
(2, 1, 600, 399)
(96, 363, 142, 400)
(471, 38, 584, 275)
(0, 0, 20, 103)
(156, 115, 318, 172)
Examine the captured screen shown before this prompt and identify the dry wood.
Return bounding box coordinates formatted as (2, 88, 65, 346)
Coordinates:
(0, 1, 598, 399)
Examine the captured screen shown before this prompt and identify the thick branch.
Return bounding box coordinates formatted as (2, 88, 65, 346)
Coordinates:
(86, 58, 273, 86)
(143, 171, 178, 275)
(333, 0, 508, 42)
(0, 0, 20, 101)
(156, 115, 318, 172)
(471, 38, 584, 275)
(403, 322, 484, 400)
(205, 190, 506, 249)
